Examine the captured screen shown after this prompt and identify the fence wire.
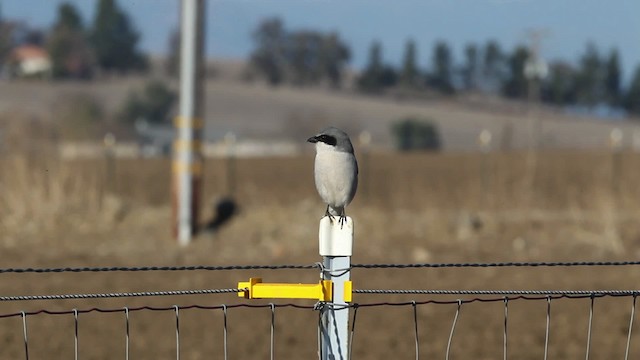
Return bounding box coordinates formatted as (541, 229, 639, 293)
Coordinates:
(2, 260, 640, 274)
(2, 261, 639, 359)
(2, 294, 639, 359)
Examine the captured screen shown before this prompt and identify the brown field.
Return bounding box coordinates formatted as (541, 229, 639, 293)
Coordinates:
(2, 149, 640, 359)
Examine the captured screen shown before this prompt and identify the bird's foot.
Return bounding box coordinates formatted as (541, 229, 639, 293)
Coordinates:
(325, 206, 336, 223)
(338, 215, 347, 229)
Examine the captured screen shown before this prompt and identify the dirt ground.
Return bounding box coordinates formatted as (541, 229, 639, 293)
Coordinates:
(2, 152, 640, 359)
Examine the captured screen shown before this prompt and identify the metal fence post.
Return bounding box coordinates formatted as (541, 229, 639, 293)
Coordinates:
(319, 216, 354, 360)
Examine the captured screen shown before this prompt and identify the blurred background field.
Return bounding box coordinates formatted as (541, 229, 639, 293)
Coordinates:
(4, 147, 640, 359)
(2, 0, 640, 358)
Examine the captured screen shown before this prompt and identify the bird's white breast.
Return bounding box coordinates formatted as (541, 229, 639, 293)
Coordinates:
(314, 143, 358, 209)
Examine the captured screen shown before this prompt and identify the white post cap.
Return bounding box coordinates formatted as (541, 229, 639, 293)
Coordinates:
(319, 216, 354, 256)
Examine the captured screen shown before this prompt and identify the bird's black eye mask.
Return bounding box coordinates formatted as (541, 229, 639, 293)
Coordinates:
(309, 134, 337, 146)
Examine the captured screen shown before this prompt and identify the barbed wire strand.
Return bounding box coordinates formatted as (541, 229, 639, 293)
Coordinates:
(21, 311, 29, 360)
(222, 305, 229, 360)
(4, 260, 640, 275)
(445, 300, 462, 360)
(353, 289, 640, 296)
(348, 305, 358, 360)
(269, 303, 275, 360)
(174, 305, 180, 360)
(585, 296, 595, 360)
(504, 297, 509, 360)
(624, 295, 636, 360)
(73, 308, 78, 360)
(0, 264, 319, 274)
(412, 301, 419, 360)
(352, 261, 640, 269)
(0, 288, 243, 302)
(544, 297, 551, 360)
(124, 307, 130, 360)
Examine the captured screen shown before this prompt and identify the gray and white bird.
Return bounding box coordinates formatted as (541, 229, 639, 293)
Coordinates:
(307, 127, 358, 224)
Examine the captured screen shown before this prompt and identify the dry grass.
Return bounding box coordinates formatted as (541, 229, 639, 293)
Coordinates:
(2, 148, 640, 359)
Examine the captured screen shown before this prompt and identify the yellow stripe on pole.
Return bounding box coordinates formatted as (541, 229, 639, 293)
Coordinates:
(172, 161, 203, 175)
(174, 116, 204, 129)
(173, 139, 202, 152)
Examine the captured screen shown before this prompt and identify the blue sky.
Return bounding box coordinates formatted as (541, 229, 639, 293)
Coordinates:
(3, 0, 639, 80)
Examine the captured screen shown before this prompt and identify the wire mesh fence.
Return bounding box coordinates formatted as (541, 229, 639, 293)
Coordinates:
(1, 261, 640, 359)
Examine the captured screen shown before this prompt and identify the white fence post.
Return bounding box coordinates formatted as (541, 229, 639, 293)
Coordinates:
(319, 216, 354, 360)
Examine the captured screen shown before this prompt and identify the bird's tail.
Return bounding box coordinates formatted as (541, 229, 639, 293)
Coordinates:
(327, 206, 343, 217)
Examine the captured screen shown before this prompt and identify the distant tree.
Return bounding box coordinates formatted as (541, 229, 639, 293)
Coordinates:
(250, 17, 287, 85)
(604, 48, 622, 107)
(47, 2, 94, 79)
(391, 117, 441, 151)
(357, 41, 397, 92)
(165, 28, 179, 77)
(90, 0, 147, 73)
(482, 40, 504, 91)
(429, 41, 454, 94)
(501, 45, 530, 99)
(23, 29, 45, 46)
(541, 61, 577, 105)
(319, 32, 350, 88)
(287, 30, 323, 86)
(249, 18, 350, 87)
(461, 43, 479, 91)
(57, 2, 83, 30)
(624, 65, 640, 116)
(0, 19, 12, 69)
(574, 43, 603, 108)
(400, 39, 419, 88)
(118, 80, 177, 125)
(357, 41, 384, 92)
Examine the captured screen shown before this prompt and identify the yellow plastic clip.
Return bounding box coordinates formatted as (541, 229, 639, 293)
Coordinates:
(344, 281, 353, 302)
(238, 278, 333, 301)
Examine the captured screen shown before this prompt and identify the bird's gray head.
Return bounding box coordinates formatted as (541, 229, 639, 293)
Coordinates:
(307, 127, 355, 154)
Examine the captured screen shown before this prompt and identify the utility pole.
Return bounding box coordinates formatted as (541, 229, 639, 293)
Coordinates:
(522, 28, 549, 212)
(173, 0, 206, 245)
(523, 28, 550, 149)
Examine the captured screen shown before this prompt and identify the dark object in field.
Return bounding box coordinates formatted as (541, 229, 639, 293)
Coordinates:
(204, 197, 237, 232)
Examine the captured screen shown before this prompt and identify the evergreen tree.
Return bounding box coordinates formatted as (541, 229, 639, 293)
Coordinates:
(541, 61, 577, 105)
(165, 28, 179, 77)
(604, 48, 622, 106)
(0, 5, 12, 68)
(624, 65, 640, 116)
(357, 41, 385, 92)
(47, 2, 93, 78)
(461, 43, 479, 91)
(574, 43, 603, 108)
(90, 0, 147, 73)
(501, 46, 530, 99)
(482, 40, 504, 91)
(429, 41, 454, 94)
(400, 39, 419, 88)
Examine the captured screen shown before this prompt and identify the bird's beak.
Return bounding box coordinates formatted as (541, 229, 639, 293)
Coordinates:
(307, 136, 318, 143)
